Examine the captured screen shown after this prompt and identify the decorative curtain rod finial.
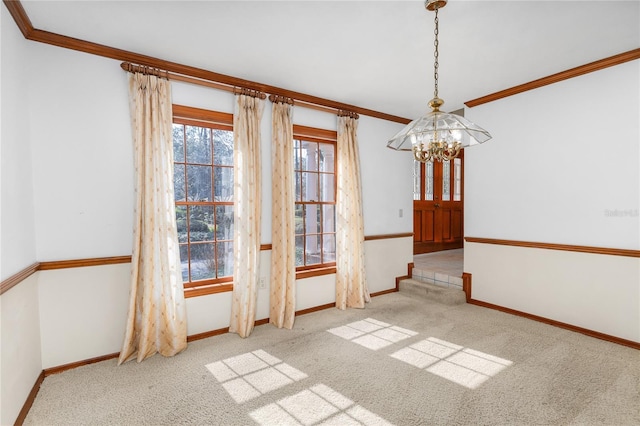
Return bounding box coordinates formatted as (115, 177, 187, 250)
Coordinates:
(233, 86, 267, 99)
(338, 110, 359, 120)
(268, 94, 294, 105)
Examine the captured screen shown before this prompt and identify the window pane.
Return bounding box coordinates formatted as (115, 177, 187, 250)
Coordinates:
(295, 171, 302, 202)
(301, 172, 318, 201)
(293, 140, 302, 171)
(301, 141, 318, 171)
(216, 241, 233, 278)
(186, 125, 212, 165)
(305, 234, 321, 265)
(213, 129, 234, 166)
(413, 161, 421, 201)
(320, 174, 334, 202)
(425, 161, 434, 201)
(293, 135, 336, 270)
(322, 205, 335, 233)
(173, 124, 185, 162)
(295, 235, 304, 267)
(323, 234, 336, 263)
(173, 108, 235, 285)
(174, 164, 186, 202)
(187, 165, 212, 201)
(305, 204, 320, 234)
(215, 205, 234, 240)
(295, 204, 304, 234)
(442, 160, 451, 201)
(176, 205, 187, 243)
(189, 206, 214, 242)
(189, 243, 215, 281)
(179, 244, 189, 281)
(319, 143, 335, 173)
(453, 158, 462, 202)
(214, 166, 233, 201)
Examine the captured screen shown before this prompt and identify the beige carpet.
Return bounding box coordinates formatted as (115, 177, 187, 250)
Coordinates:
(25, 292, 639, 425)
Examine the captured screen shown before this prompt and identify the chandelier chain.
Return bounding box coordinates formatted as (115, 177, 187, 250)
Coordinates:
(386, 0, 492, 163)
(433, 6, 439, 99)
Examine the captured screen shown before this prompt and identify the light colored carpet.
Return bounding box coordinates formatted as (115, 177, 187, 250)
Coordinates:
(25, 292, 639, 425)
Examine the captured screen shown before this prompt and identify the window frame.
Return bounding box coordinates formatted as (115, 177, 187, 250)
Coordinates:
(293, 125, 338, 278)
(172, 104, 235, 295)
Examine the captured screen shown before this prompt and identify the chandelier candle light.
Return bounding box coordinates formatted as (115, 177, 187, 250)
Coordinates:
(387, 0, 491, 162)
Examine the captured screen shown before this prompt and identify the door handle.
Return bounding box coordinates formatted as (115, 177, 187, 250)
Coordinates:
(434, 203, 440, 208)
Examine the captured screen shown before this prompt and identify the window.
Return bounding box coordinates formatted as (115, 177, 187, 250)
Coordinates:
(172, 105, 234, 288)
(413, 156, 461, 202)
(293, 126, 337, 270)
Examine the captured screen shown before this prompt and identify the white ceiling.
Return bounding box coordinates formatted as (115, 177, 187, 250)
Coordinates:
(19, 0, 640, 119)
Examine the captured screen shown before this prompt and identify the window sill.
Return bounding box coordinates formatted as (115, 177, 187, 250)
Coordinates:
(296, 266, 336, 280)
(184, 283, 233, 298)
(183, 267, 337, 298)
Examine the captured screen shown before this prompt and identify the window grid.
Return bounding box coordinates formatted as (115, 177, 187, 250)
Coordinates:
(293, 130, 337, 270)
(173, 110, 234, 288)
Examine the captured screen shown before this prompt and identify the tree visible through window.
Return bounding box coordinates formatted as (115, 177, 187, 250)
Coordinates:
(293, 126, 337, 269)
(172, 106, 234, 287)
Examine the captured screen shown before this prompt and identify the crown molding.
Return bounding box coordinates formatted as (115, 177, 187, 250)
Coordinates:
(1, 0, 411, 125)
(465, 48, 640, 108)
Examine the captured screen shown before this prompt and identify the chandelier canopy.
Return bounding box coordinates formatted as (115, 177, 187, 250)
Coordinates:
(387, 0, 491, 162)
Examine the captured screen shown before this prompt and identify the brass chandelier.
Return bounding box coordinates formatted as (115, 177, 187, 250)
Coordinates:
(387, 0, 491, 162)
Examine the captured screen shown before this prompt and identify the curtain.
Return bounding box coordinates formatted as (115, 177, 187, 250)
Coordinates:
(119, 72, 187, 364)
(335, 114, 370, 310)
(229, 93, 265, 338)
(269, 99, 296, 329)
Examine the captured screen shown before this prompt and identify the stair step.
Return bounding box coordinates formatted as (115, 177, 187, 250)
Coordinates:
(399, 279, 466, 305)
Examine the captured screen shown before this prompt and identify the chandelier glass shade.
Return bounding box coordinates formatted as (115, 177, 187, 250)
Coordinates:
(387, 0, 491, 162)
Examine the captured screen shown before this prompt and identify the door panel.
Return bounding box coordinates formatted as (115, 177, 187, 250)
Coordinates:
(442, 209, 451, 240)
(452, 210, 462, 239)
(413, 211, 422, 242)
(423, 209, 435, 242)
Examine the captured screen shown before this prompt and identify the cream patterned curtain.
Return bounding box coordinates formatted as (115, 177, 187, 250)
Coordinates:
(269, 97, 296, 329)
(335, 113, 370, 310)
(119, 72, 187, 364)
(229, 91, 265, 338)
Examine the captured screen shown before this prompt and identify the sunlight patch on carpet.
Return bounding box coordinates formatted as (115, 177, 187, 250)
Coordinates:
(327, 318, 418, 351)
(390, 337, 513, 389)
(249, 383, 394, 426)
(205, 350, 308, 403)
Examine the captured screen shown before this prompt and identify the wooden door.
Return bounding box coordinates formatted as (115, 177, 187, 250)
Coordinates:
(413, 150, 464, 254)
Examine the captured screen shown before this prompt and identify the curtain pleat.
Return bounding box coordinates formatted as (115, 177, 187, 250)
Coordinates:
(119, 72, 187, 364)
(229, 94, 265, 338)
(335, 115, 370, 310)
(270, 101, 296, 329)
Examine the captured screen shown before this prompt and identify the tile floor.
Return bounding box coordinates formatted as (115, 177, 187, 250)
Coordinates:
(412, 248, 463, 289)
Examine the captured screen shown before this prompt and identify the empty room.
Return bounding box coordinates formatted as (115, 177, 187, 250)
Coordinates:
(1, 1, 638, 425)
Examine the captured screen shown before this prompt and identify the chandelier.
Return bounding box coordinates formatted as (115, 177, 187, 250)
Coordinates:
(387, 0, 491, 162)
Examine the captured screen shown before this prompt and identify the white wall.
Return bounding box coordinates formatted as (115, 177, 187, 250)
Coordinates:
(464, 60, 640, 342)
(1, 5, 37, 278)
(0, 6, 43, 425)
(465, 242, 640, 342)
(359, 115, 412, 235)
(28, 43, 133, 261)
(37, 264, 130, 368)
(0, 274, 42, 425)
(465, 60, 639, 249)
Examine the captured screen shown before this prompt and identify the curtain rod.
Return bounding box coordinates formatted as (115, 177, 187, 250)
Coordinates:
(121, 62, 356, 117)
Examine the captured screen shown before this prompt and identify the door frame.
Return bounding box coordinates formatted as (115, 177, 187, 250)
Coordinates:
(413, 150, 464, 254)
